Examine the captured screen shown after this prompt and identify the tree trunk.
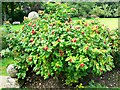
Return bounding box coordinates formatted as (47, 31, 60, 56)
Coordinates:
(2, 3, 7, 22)
(10, 2, 14, 22)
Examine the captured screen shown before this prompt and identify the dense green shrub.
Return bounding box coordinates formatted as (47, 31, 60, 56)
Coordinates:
(68, 2, 95, 18)
(0, 28, 8, 50)
(43, 2, 76, 22)
(0, 23, 12, 50)
(2, 2, 119, 23)
(95, 2, 119, 18)
(112, 30, 120, 67)
(10, 3, 119, 86)
(0, 23, 19, 58)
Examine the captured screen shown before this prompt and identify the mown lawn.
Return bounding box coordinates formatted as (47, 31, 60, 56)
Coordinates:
(72, 18, 118, 30)
(0, 18, 118, 31)
(0, 24, 23, 31)
(0, 57, 16, 76)
(0, 18, 118, 76)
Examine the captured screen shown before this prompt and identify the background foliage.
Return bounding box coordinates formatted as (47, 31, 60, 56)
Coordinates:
(2, 2, 119, 23)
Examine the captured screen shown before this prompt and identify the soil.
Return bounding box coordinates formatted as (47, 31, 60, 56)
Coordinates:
(22, 68, 120, 89)
(22, 71, 73, 89)
(92, 68, 120, 88)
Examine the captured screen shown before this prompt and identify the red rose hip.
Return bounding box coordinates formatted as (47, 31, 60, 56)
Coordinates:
(80, 63, 85, 67)
(32, 30, 36, 35)
(30, 38, 34, 42)
(28, 57, 32, 61)
(52, 31, 54, 34)
(82, 32, 84, 34)
(43, 46, 48, 51)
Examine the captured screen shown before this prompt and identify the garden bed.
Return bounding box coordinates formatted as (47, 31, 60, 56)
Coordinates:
(21, 68, 120, 88)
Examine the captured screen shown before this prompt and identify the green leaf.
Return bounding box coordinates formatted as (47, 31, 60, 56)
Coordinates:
(36, 71, 41, 75)
(52, 41, 58, 47)
(106, 65, 111, 71)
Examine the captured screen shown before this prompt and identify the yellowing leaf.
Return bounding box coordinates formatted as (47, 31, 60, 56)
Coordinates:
(101, 50, 107, 53)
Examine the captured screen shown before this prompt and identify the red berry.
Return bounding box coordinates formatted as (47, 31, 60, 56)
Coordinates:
(96, 25, 98, 28)
(69, 59, 72, 62)
(82, 32, 84, 34)
(28, 24, 31, 26)
(28, 57, 32, 61)
(48, 73, 50, 76)
(75, 26, 80, 30)
(80, 63, 85, 67)
(28, 22, 32, 26)
(86, 47, 89, 50)
(43, 46, 48, 51)
(104, 41, 106, 44)
(30, 38, 34, 42)
(84, 23, 89, 27)
(60, 53, 64, 56)
(52, 31, 54, 34)
(32, 30, 36, 35)
(71, 38, 77, 42)
(91, 20, 94, 23)
(73, 38, 77, 42)
(70, 25, 72, 28)
(57, 39, 61, 42)
(59, 50, 63, 53)
(95, 30, 99, 33)
(56, 66, 60, 68)
(100, 69, 103, 72)
(22, 27, 24, 30)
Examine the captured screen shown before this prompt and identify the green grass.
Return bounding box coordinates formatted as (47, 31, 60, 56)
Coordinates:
(0, 18, 118, 31)
(0, 57, 16, 76)
(72, 18, 118, 30)
(12, 24, 23, 31)
(98, 18, 118, 30)
(0, 24, 23, 31)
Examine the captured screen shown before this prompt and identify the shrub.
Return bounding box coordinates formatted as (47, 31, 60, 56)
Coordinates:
(10, 3, 119, 86)
(68, 2, 95, 18)
(43, 2, 76, 22)
(112, 29, 120, 67)
(0, 28, 7, 50)
(0, 23, 11, 50)
(0, 48, 13, 58)
(0, 23, 20, 58)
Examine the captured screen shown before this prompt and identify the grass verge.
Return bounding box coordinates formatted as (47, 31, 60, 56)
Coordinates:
(0, 57, 16, 76)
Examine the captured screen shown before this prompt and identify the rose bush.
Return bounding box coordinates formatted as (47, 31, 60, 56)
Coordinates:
(10, 3, 119, 86)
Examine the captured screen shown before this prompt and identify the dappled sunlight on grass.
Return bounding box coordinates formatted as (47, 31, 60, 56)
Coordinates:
(0, 57, 16, 76)
(98, 18, 118, 30)
(73, 18, 118, 30)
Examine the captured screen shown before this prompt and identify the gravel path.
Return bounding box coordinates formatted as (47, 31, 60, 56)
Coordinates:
(0, 76, 9, 88)
(0, 76, 21, 88)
